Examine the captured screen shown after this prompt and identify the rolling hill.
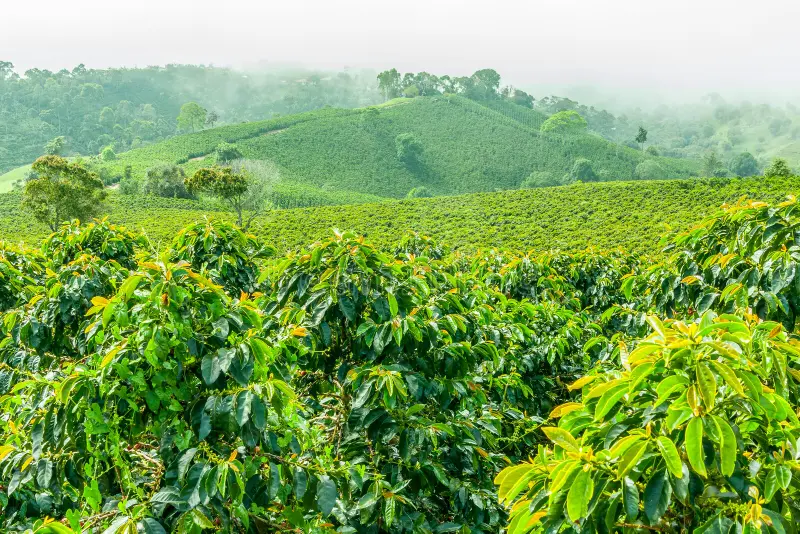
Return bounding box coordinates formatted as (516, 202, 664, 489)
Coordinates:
(28, 94, 702, 204)
(1, 175, 797, 254)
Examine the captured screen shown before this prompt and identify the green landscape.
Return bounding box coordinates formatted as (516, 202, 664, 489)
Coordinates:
(3, 2, 800, 531)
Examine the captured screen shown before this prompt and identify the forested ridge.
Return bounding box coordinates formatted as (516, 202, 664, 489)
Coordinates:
(0, 62, 379, 173)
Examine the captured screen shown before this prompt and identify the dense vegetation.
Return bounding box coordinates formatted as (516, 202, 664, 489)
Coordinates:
(533, 94, 800, 172)
(0, 193, 799, 533)
(2, 174, 798, 254)
(0, 94, 700, 205)
(0, 62, 380, 173)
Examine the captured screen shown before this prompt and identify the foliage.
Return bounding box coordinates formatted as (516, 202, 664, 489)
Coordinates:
(730, 152, 760, 177)
(570, 159, 597, 182)
(521, 171, 560, 189)
(540, 111, 588, 134)
(177, 102, 208, 133)
(101, 146, 117, 161)
(406, 186, 433, 198)
(0, 198, 800, 532)
(635, 126, 648, 151)
(142, 165, 193, 199)
(764, 157, 794, 178)
(2, 175, 800, 255)
(635, 160, 667, 180)
(185, 167, 270, 230)
(0, 63, 380, 174)
(22, 156, 108, 231)
(44, 137, 66, 156)
(80, 95, 698, 207)
(395, 133, 424, 169)
(215, 142, 243, 163)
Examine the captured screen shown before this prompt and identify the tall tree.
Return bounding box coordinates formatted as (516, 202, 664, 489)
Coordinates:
(44, 136, 66, 156)
(730, 152, 760, 177)
(376, 69, 401, 101)
(185, 166, 272, 230)
(635, 126, 648, 152)
(177, 102, 208, 132)
(22, 156, 107, 231)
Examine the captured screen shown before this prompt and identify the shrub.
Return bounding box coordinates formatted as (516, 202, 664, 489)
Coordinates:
(540, 110, 588, 134)
(142, 164, 194, 199)
(215, 141, 243, 163)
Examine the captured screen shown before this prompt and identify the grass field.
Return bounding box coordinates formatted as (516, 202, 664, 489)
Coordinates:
(0, 165, 28, 193)
(1, 175, 797, 254)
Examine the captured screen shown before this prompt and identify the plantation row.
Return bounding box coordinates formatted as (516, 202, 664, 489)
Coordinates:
(0, 195, 799, 532)
(2, 174, 799, 254)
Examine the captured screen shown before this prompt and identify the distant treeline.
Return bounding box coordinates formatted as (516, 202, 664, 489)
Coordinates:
(0, 62, 380, 173)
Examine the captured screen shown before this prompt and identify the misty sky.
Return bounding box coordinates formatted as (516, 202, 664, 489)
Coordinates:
(4, 0, 800, 100)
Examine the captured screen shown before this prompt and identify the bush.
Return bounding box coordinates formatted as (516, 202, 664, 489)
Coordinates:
(100, 145, 116, 161)
(406, 186, 433, 198)
(215, 141, 243, 163)
(540, 110, 588, 134)
(635, 160, 667, 180)
(521, 170, 559, 188)
(570, 158, 597, 182)
(142, 164, 194, 199)
(764, 157, 794, 178)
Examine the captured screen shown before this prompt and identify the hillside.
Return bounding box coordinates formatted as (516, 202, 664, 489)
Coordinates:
(51, 95, 702, 203)
(0, 63, 380, 173)
(1, 175, 797, 254)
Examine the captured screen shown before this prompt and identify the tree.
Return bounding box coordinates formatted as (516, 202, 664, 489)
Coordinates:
(521, 170, 559, 188)
(376, 69, 401, 100)
(730, 151, 760, 177)
(143, 164, 193, 199)
(177, 102, 207, 132)
(206, 110, 219, 128)
(540, 111, 588, 134)
(635, 160, 666, 180)
(406, 186, 433, 198)
(215, 142, 243, 163)
(764, 157, 794, 178)
(635, 126, 648, 151)
(395, 133, 424, 168)
(22, 155, 107, 231)
(570, 158, 598, 182)
(467, 69, 501, 100)
(185, 165, 272, 229)
(507, 88, 534, 108)
(100, 146, 116, 161)
(702, 151, 730, 177)
(44, 136, 66, 156)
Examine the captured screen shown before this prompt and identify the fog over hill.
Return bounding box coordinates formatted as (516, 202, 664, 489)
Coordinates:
(4, 0, 799, 103)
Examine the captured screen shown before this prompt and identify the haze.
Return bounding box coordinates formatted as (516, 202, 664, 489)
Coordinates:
(3, 0, 800, 104)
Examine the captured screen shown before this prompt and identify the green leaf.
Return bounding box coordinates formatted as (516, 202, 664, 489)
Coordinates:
(710, 361, 745, 396)
(542, 426, 580, 453)
(201, 354, 221, 385)
(622, 476, 639, 521)
(696, 363, 717, 410)
(685, 417, 707, 478)
(316, 475, 338, 516)
(567, 468, 593, 522)
(385, 497, 397, 527)
(712, 415, 736, 477)
(140, 518, 167, 534)
(655, 436, 683, 479)
(235, 390, 253, 427)
(387, 291, 399, 317)
(643, 469, 671, 523)
(338, 295, 356, 321)
(594, 382, 628, 421)
(617, 441, 648, 479)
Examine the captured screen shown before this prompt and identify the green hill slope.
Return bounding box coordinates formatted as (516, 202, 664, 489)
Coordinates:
(1, 176, 796, 254)
(85, 95, 700, 202)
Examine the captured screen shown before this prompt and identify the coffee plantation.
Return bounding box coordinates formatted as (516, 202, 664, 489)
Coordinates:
(0, 197, 799, 533)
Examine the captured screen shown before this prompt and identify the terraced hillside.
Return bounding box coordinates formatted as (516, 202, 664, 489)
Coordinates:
(1, 176, 796, 254)
(5, 95, 700, 204)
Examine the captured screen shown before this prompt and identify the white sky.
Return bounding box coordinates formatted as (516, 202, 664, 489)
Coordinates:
(4, 0, 800, 99)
